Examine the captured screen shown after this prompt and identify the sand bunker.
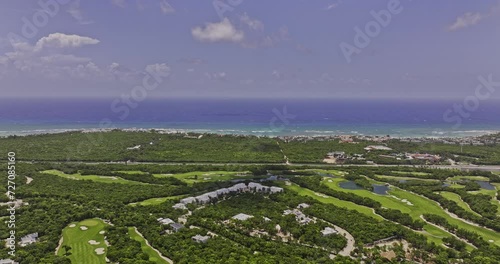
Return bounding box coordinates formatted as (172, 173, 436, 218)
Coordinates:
(95, 248, 105, 255)
(69, 224, 76, 228)
(99, 231, 105, 235)
(80, 226, 88, 231)
(88, 240, 100, 245)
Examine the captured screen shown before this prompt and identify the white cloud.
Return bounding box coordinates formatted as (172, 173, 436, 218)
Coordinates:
(40, 54, 91, 64)
(447, 3, 500, 31)
(111, 0, 126, 8)
(345, 77, 372, 85)
(325, 0, 342, 10)
(448, 12, 483, 31)
(178, 57, 204, 65)
(145, 63, 171, 78)
(326, 3, 338, 10)
(35, 33, 100, 51)
(160, 0, 175, 14)
(240, 13, 264, 31)
(242, 26, 289, 48)
(272, 70, 284, 80)
(65, 62, 103, 79)
(0, 32, 168, 84)
(108, 62, 141, 82)
(192, 18, 244, 43)
(0, 56, 7, 66)
(205, 71, 227, 81)
(68, 0, 94, 25)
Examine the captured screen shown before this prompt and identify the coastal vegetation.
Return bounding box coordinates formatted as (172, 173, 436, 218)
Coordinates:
(0, 132, 499, 263)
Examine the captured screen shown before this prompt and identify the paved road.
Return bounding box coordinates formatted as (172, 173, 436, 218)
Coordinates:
(21, 160, 500, 172)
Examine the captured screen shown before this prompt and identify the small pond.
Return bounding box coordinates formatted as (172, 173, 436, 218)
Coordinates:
(339, 181, 389, 195)
(372, 184, 390, 195)
(476, 181, 495, 190)
(339, 181, 363, 190)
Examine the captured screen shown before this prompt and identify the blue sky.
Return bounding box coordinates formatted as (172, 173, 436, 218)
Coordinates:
(0, 0, 499, 99)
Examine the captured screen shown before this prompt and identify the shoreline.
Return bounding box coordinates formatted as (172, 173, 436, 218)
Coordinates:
(1, 127, 498, 140)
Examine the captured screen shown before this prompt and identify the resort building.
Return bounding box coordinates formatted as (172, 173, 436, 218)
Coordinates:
(364, 145, 393, 151)
(170, 223, 184, 232)
(321, 227, 338, 236)
(232, 213, 254, 221)
(283, 209, 314, 225)
(180, 197, 196, 205)
(179, 183, 283, 206)
(0, 259, 18, 264)
(172, 203, 187, 210)
(192, 235, 210, 243)
(158, 218, 174, 225)
(19, 233, 38, 247)
(297, 203, 310, 209)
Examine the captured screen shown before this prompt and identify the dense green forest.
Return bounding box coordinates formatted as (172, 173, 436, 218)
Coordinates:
(0, 132, 499, 263)
(1, 130, 499, 164)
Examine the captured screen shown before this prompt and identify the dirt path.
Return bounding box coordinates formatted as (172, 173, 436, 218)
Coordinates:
(315, 218, 355, 258)
(335, 225, 355, 257)
(133, 227, 173, 264)
(276, 141, 290, 165)
(55, 237, 63, 255)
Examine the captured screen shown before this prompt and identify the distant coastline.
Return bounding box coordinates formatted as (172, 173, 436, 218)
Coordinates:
(2, 98, 500, 138)
(1, 127, 498, 140)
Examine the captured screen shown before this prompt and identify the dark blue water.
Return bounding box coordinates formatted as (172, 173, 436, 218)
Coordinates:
(1, 98, 500, 137)
(338, 181, 389, 195)
(476, 181, 495, 190)
(339, 181, 363, 190)
(372, 184, 390, 195)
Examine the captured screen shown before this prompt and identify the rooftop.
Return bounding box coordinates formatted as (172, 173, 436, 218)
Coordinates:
(232, 213, 254, 221)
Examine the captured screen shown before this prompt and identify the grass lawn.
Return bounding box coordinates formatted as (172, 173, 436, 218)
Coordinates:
(299, 169, 347, 176)
(286, 182, 453, 247)
(42, 170, 148, 185)
(391, 171, 432, 176)
(323, 178, 500, 247)
(128, 227, 171, 264)
(468, 188, 497, 197)
(447, 184, 466, 189)
(153, 171, 252, 184)
(129, 195, 186, 206)
(447, 176, 491, 181)
(285, 183, 383, 220)
(115, 170, 149, 174)
(437, 192, 481, 217)
(57, 219, 108, 264)
(377, 175, 439, 182)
